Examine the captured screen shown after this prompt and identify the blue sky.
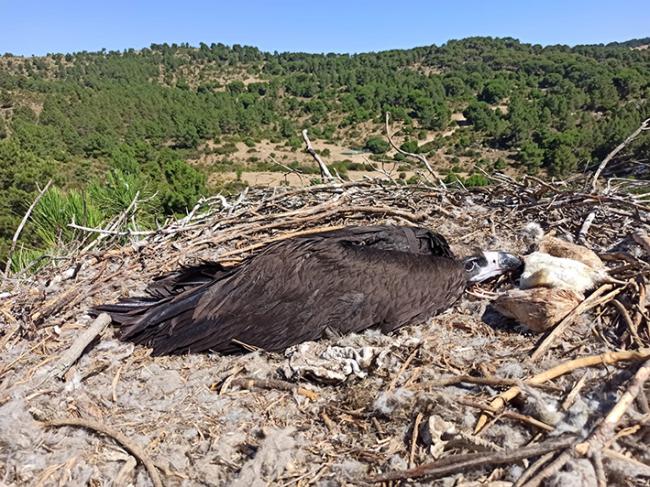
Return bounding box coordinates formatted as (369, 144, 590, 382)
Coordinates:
(1, 1, 648, 56)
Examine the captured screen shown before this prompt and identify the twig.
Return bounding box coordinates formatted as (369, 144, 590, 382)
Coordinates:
(456, 397, 554, 432)
(67, 223, 153, 237)
(576, 210, 596, 244)
(388, 345, 420, 391)
(611, 299, 643, 347)
(513, 451, 557, 487)
(409, 412, 423, 468)
(591, 117, 650, 192)
(523, 358, 650, 487)
(301, 129, 335, 181)
(43, 417, 162, 487)
(530, 284, 621, 362)
(49, 313, 111, 380)
(428, 375, 556, 390)
(81, 191, 140, 254)
(224, 377, 318, 401)
(3, 179, 52, 277)
(475, 349, 650, 433)
(385, 112, 446, 189)
(367, 437, 574, 483)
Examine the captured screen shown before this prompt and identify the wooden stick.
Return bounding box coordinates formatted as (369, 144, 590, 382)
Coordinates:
(428, 374, 556, 390)
(44, 417, 162, 487)
(385, 112, 446, 189)
(67, 223, 153, 237)
(409, 412, 423, 468)
(3, 179, 52, 277)
(611, 299, 643, 347)
(367, 437, 574, 483)
(49, 313, 112, 380)
(301, 129, 335, 181)
(522, 358, 650, 487)
(475, 349, 650, 434)
(530, 284, 621, 362)
(226, 377, 318, 401)
(576, 210, 596, 244)
(456, 397, 554, 432)
(81, 191, 140, 254)
(591, 117, 650, 192)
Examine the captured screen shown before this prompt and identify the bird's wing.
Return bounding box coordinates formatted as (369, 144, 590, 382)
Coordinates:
(145, 261, 232, 298)
(122, 232, 465, 355)
(300, 225, 455, 258)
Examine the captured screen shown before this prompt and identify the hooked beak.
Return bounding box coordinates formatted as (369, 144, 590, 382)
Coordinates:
(470, 251, 522, 282)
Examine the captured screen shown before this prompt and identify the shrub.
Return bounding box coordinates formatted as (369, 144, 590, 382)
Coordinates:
(364, 137, 390, 154)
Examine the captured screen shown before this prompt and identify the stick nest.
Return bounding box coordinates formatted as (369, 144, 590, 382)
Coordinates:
(1, 176, 649, 486)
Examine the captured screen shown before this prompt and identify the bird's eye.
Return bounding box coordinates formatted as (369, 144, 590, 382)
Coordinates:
(465, 261, 477, 271)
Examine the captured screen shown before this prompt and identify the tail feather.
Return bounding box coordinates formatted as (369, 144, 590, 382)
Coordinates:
(90, 262, 227, 353)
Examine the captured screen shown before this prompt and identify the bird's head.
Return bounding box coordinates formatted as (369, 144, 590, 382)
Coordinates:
(463, 251, 522, 282)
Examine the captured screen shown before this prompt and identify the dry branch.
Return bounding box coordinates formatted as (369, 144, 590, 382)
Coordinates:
(530, 284, 621, 362)
(385, 112, 446, 188)
(301, 129, 335, 181)
(43, 417, 162, 487)
(367, 437, 574, 483)
(3, 179, 52, 278)
(475, 349, 650, 433)
(591, 117, 650, 192)
(49, 313, 111, 380)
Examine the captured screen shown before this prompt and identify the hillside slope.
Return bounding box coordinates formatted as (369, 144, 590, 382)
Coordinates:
(0, 37, 649, 263)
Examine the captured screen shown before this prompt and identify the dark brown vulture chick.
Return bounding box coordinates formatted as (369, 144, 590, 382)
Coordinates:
(92, 225, 521, 355)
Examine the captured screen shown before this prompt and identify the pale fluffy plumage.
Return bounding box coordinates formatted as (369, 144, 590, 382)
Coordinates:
(519, 251, 607, 294)
(495, 225, 610, 333)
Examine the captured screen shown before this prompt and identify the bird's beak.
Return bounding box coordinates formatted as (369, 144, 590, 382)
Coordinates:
(470, 251, 522, 282)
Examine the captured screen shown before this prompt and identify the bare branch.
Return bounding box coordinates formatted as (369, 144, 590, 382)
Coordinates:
(3, 179, 53, 278)
(385, 112, 446, 189)
(80, 191, 140, 253)
(301, 129, 335, 182)
(49, 313, 112, 380)
(591, 117, 650, 193)
(43, 416, 162, 487)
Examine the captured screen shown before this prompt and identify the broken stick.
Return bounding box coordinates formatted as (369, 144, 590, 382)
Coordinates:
(50, 313, 111, 380)
(44, 417, 162, 487)
(475, 348, 650, 433)
(301, 129, 335, 182)
(367, 437, 574, 483)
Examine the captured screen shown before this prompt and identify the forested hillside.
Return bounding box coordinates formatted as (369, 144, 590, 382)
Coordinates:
(1, 37, 649, 267)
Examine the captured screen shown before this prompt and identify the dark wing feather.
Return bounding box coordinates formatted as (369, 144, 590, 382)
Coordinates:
(145, 262, 230, 298)
(303, 225, 454, 258)
(93, 225, 465, 355)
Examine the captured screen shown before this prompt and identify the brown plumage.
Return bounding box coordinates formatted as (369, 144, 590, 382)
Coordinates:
(493, 288, 582, 332)
(93, 225, 518, 355)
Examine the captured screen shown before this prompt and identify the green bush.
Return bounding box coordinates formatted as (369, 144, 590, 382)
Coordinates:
(364, 137, 390, 154)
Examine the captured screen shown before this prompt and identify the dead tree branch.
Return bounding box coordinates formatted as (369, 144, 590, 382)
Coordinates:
(591, 117, 650, 193)
(302, 129, 335, 182)
(43, 417, 163, 487)
(521, 358, 650, 487)
(3, 179, 52, 277)
(385, 112, 446, 189)
(367, 437, 574, 483)
(49, 313, 112, 380)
